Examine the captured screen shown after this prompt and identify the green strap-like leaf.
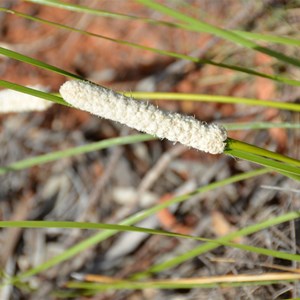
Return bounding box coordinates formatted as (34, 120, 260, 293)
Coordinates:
(14, 168, 269, 281)
(0, 80, 68, 106)
(2, 8, 300, 86)
(0, 47, 81, 80)
(25, 0, 300, 48)
(0, 134, 155, 175)
(136, 0, 300, 69)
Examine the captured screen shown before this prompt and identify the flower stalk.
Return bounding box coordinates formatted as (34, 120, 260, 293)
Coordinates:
(60, 80, 227, 154)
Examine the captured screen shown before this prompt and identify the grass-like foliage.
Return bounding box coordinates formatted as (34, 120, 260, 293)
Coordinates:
(1, 0, 300, 298)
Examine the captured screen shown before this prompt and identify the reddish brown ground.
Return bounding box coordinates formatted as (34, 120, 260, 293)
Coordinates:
(1, 1, 300, 299)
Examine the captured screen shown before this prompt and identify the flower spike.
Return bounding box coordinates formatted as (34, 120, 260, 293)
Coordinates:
(60, 80, 227, 154)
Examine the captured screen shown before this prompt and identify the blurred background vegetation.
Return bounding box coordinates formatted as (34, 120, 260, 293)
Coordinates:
(1, 0, 300, 299)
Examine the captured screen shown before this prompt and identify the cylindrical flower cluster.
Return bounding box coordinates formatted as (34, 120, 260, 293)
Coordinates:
(60, 80, 227, 154)
(0, 85, 52, 113)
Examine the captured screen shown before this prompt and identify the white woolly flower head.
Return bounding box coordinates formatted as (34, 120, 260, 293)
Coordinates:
(0, 85, 52, 113)
(60, 80, 227, 154)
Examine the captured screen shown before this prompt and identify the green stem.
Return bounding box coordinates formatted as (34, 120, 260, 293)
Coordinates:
(225, 138, 300, 167)
(128, 92, 300, 113)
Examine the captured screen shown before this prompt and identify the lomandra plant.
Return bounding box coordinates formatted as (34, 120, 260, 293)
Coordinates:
(60, 80, 227, 154)
(60, 79, 300, 181)
(1, 0, 300, 298)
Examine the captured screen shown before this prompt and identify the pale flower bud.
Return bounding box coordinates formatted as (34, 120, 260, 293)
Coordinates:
(59, 80, 227, 154)
(0, 85, 52, 113)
